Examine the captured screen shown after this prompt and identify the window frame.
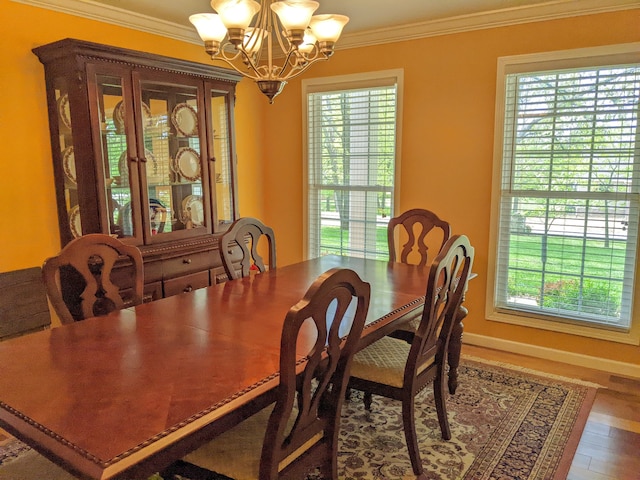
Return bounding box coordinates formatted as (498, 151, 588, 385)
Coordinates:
(301, 69, 404, 260)
(487, 43, 640, 345)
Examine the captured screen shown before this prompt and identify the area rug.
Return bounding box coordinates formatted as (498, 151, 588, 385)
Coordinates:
(0, 356, 597, 480)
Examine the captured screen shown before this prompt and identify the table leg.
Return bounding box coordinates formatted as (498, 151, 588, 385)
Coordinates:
(447, 304, 467, 395)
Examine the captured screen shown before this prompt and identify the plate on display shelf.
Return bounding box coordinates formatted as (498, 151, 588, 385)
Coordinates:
(57, 94, 72, 131)
(181, 195, 204, 227)
(171, 102, 199, 136)
(68, 205, 82, 238)
(112, 100, 152, 134)
(174, 147, 201, 182)
(62, 146, 76, 184)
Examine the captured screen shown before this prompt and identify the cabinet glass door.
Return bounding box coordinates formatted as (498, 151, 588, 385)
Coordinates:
(209, 90, 236, 230)
(52, 77, 81, 240)
(137, 79, 209, 241)
(94, 72, 141, 242)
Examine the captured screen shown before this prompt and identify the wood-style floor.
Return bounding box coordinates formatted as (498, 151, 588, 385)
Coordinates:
(463, 344, 640, 480)
(1, 344, 639, 479)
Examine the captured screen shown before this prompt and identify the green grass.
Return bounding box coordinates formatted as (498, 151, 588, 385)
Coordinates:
(507, 233, 625, 317)
(319, 225, 388, 258)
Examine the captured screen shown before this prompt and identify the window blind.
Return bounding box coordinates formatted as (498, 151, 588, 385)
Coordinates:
(306, 82, 398, 259)
(495, 64, 640, 330)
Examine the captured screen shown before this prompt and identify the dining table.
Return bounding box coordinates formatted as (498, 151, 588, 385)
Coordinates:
(0, 254, 470, 480)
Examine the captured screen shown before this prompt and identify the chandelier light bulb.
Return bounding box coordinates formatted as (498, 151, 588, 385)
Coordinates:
(243, 28, 268, 55)
(211, 0, 261, 30)
(309, 14, 349, 43)
(298, 29, 317, 54)
(189, 14, 228, 43)
(270, 1, 319, 31)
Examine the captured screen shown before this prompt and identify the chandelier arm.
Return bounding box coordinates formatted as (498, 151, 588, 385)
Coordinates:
(213, 50, 261, 81)
(279, 55, 329, 82)
(276, 49, 299, 78)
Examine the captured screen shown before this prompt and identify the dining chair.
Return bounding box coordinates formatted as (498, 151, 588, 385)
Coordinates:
(41, 233, 144, 324)
(387, 208, 451, 342)
(165, 267, 371, 480)
(347, 234, 474, 477)
(219, 216, 276, 281)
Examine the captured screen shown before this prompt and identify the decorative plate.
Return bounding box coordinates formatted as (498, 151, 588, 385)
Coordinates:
(69, 205, 82, 238)
(57, 94, 72, 131)
(182, 195, 204, 227)
(174, 147, 201, 182)
(171, 103, 199, 136)
(62, 146, 76, 184)
(112, 100, 152, 133)
(144, 149, 158, 176)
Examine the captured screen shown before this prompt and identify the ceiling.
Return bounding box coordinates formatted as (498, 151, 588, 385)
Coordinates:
(14, 0, 640, 48)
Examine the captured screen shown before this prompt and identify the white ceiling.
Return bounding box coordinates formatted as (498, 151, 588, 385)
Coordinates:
(13, 0, 640, 48)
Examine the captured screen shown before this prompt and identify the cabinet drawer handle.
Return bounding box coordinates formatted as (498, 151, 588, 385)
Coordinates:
(183, 258, 192, 264)
(130, 156, 139, 163)
(183, 285, 193, 293)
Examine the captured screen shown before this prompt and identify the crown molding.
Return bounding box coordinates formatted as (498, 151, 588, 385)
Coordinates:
(11, 0, 640, 50)
(338, 0, 640, 50)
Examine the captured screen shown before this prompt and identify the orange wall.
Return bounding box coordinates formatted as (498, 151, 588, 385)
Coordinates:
(259, 9, 640, 365)
(0, 0, 265, 272)
(2, 0, 639, 366)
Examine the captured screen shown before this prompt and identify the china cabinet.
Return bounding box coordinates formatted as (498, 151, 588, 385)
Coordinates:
(34, 38, 242, 299)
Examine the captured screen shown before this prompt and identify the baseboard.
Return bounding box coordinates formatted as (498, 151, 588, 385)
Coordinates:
(463, 333, 640, 379)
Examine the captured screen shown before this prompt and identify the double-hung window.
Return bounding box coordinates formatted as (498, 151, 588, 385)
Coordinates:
(303, 70, 403, 260)
(488, 44, 640, 342)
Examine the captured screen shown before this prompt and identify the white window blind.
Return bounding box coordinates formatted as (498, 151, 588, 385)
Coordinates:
(305, 74, 400, 259)
(494, 58, 640, 331)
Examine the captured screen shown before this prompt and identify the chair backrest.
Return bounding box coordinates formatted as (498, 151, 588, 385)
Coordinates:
(260, 268, 370, 479)
(42, 234, 144, 325)
(387, 208, 451, 266)
(220, 217, 276, 280)
(408, 235, 474, 381)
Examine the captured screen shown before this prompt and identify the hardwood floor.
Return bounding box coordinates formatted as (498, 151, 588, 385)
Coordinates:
(463, 344, 640, 480)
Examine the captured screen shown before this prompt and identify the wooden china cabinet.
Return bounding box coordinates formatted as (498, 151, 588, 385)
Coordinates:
(34, 38, 242, 300)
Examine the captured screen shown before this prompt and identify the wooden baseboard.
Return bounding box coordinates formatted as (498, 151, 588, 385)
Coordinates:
(463, 333, 640, 379)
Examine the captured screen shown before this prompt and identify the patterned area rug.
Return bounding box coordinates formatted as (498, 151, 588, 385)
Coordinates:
(0, 357, 596, 480)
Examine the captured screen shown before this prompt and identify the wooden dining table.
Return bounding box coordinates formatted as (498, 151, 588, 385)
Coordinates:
(0, 255, 468, 480)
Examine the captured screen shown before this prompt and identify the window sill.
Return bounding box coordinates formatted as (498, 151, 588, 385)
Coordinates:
(486, 308, 640, 346)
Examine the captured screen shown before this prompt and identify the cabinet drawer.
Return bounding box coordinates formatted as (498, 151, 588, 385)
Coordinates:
(163, 252, 214, 278)
(163, 271, 210, 297)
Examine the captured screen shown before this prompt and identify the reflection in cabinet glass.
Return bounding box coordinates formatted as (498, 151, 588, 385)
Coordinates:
(34, 38, 242, 299)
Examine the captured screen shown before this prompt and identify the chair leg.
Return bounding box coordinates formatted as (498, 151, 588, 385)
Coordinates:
(434, 364, 452, 440)
(363, 391, 373, 411)
(401, 395, 423, 476)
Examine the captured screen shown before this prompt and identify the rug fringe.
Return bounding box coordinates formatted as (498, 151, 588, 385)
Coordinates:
(461, 354, 604, 388)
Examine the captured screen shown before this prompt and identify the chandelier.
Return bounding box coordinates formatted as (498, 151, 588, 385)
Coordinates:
(190, 0, 349, 103)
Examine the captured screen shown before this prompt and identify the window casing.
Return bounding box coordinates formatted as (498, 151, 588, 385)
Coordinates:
(488, 44, 640, 343)
(303, 71, 403, 260)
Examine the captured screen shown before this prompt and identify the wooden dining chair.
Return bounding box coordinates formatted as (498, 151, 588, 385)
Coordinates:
(41, 233, 144, 324)
(347, 234, 474, 477)
(387, 208, 451, 342)
(165, 268, 371, 480)
(219, 216, 276, 281)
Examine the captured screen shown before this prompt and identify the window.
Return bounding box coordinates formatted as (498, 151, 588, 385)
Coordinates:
(303, 70, 402, 260)
(488, 44, 640, 342)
